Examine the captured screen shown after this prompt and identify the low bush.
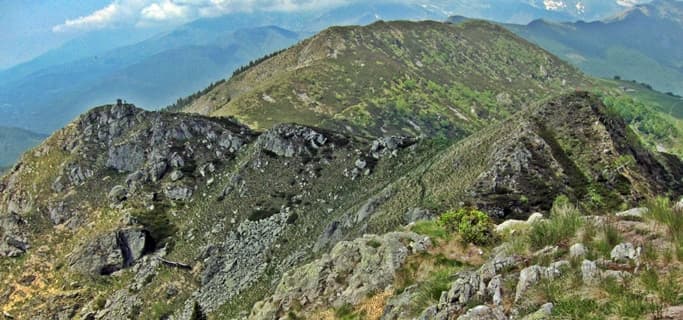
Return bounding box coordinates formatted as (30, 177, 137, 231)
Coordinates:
(438, 207, 494, 245)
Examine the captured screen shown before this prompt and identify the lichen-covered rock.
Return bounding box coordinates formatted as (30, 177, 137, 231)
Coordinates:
(674, 199, 683, 211)
(581, 260, 601, 285)
(458, 305, 507, 320)
(370, 136, 417, 159)
(107, 143, 145, 173)
(249, 232, 430, 319)
(381, 285, 420, 320)
(424, 251, 521, 319)
(611, 242, 639, 262)
(108, 185, 128, 203)
(616, 208, 648, 220)
(0, 213, 29, 257)
(256, 124, 330, 158)
(569, 243, 587, 259)
(521, 303, 554, 320)
(515, 261, 569, 302)
(163, 184, 193, 201)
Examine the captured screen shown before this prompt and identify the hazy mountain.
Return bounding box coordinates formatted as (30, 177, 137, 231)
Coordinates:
(0, 28, 167, 87)
(0, 126, 45, 169)
(504, 0, 683, 95)
(0, 26, 301, 134)
(439, 0, 651, 24)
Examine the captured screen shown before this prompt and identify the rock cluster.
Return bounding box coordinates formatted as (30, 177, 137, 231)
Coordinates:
(179, 211, 293, 318)
(249, 232, 430, 319)
(256, 124, 332, 158)
(417, 249, 521, 320)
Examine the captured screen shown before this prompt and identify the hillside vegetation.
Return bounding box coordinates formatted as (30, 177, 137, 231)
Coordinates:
(182, 20, 586, 139)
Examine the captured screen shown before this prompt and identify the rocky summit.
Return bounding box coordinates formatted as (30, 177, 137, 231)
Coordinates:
(1, 16, 683, 320)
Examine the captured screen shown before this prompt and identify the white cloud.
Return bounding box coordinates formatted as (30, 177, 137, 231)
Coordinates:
(543, 0, 568, 11)
(52, 2, 123, 32)
(616, 0, 644, 7)
(141, 0, 190, 21)
(53, 0, 351, 32)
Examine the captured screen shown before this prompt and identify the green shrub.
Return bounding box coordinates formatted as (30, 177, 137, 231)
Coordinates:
(367, 239, 382, 248)
(438, 207, 494, 245)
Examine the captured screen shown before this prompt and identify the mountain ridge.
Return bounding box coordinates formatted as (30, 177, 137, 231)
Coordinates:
(182, 20, 586, 139)
(1, 90, 681, 318)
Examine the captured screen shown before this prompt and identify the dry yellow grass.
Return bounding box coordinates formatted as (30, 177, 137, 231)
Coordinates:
(356, 290, 394, 320)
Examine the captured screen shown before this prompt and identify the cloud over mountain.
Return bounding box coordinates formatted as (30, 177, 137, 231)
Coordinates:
(52, 0, 354, 32)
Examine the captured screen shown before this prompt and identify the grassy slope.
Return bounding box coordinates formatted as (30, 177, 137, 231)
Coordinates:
(183, 20, 586, 139)
(359, 92, 683, 233)
(592, 78, 683, 156)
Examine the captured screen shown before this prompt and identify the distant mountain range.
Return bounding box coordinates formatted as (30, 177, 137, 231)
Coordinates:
(0, 126, 46, 169)
(504, 0, 683, 95)
(0, 2, 448, 135)
(0, 0, 677, 169)
(440, 0, 651, 24)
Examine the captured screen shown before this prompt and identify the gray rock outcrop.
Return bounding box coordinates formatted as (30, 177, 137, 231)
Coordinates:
(249, 232, 430, 319)
(0, 213, 29, 257)
(68, 228, 151, 276)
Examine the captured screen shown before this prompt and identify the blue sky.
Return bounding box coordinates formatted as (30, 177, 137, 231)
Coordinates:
(0, 0, 353, 69)
(0, 0, 653, 70)
(0, 0, 111, 69)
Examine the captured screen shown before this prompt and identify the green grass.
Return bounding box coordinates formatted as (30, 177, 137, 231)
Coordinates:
(410, 220, 449, 241)
(645, 197, 683, 260)
(591, 223, 624, 259)
(408, 267, 458, 315)
(529, 200, 583, 250)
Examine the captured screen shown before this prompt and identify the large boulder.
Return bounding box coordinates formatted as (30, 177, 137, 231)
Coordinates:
(68, 228, 151, 276)
(457, 305, 507, 320)
(610, 242, 639, 262)
(0, 213, 29, 257)
(256, 124, 330, 158)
